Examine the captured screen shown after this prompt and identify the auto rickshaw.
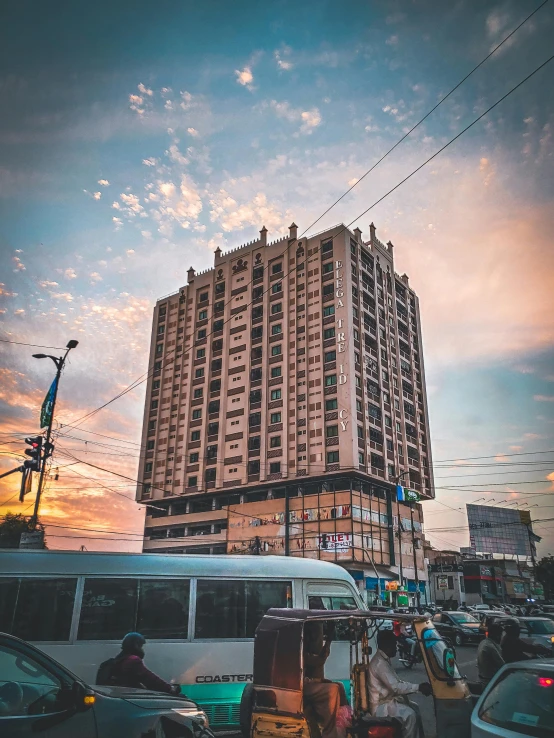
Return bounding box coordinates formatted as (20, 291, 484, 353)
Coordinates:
(245, 609, 473, 738)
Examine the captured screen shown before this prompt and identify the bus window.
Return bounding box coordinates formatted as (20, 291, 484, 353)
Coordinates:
(137, 580, 189, 639)
(308, 596, 358, 610)
(79, 579, 138, 640)
(195, 580, 291, 639)
(0, 578, 77, 642)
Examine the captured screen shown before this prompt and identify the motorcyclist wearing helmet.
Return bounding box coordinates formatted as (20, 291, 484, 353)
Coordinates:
(501, 618, 544, 663)
(109, 632, 180, 693)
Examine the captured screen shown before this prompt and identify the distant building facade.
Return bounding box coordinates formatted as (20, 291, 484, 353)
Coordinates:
(136, 222, 434, 601)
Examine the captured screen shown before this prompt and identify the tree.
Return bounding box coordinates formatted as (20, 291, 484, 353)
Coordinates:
(0, 513, 46, 548)
(535, 556, 554, 601)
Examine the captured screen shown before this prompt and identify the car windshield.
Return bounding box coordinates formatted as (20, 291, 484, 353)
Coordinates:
(526, 620, 554, 635)
(479, 668, 554, 737)
(450, 613, 478, 624)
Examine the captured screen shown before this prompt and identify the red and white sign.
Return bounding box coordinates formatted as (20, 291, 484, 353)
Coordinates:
(318, 533, 352, 552)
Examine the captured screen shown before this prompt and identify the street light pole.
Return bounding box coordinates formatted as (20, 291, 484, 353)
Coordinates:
(31, 340, 78, 525)
(410, 503, 421, 608)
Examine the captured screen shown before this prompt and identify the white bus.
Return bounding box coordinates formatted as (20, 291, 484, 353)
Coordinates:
(0, 550, 365, 728)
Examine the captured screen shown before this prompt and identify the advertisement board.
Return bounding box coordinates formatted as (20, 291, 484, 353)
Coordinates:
(317, 533, 352, 552)
(466, 504, 535, 556)
(437, 575, 449, 590)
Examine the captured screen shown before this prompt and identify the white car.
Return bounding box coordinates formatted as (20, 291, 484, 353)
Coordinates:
(471, 659, 554, 737)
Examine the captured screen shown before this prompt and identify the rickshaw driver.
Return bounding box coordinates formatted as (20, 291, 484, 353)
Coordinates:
(302, 621, 346, 738)
(368, 631, 432, 738)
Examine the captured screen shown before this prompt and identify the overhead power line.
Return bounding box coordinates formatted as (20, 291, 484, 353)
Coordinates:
(0, 338, 66, 350)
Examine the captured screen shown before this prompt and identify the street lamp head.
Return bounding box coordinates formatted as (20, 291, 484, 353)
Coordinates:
(66, 340, 78, 349)
(32, 354, 47, 359)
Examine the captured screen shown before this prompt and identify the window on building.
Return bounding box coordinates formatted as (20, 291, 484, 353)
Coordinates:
(322, 261, 333, 274)
(326, 425, 338, 438)
(269, 436, 281, 448)
(190, 452, 199, 463)
(272, 262, 282, 274)
(253, 286, 263, 300)
(251, 346, 263, 361)
(252, 306, 263, 319)
(208, 422, 219, 436)
(386, 439, 394, 452)
(210, 379, 221, 393)
(323, 283, 334, 296)
(199, 291, 208, 302)
(250, 389, 262, 404)
(271, 389, 282, 400)
(192, 409, 202, 420)
(194, 388, 203, 399)
(212, 339, 223, 352)
(253, 266, 264, 280)
(191, 431, 200, 442)
(387, 464, 395, 477)
(207, 445, 217, 459)
(214, 300, 224, 312)
(323, 305, 335, 317)
(151, 399, 158, 410)
(323, 327, 335, 339)
(321, 240, 333, 254)
(156, 344, 163, 355)
(248, 460, 260, 475)
(213, 319, 224, 332)
(205, 468, 216, 482)
(188, 476, 197, 487)
(271, 366, 282, 378)
(251, 326, 263, 339)
(272, 282, 282, 294)
(325, 374, 337, 387)
(154, 361, 162, 371)
(325, 398, 338, 411)
(356, 399, 362, 412)
(271, 345, 282, 356)
(324, 350, 336, 363)
(271, 302, 282, 314)
(145, 462, 153, 472)
(197, 348, 206, 359)
(269, 462, 281, 474)
(147, 440, 155, 450)
(197, 329, 206, 340)
(249, 412, 262, 427)
(270, 412, 282, 424)
(327, 451, 339, 464)
(359, 452, 365, 465)
(199, 309, 208, 320)
(195, 368, 204, 378)
(357, 425, 364, 439)
(211, 358, 222, 372)
(271, 324, 282, 336)
(215, 282, 225, 295)
(208, 400, 220, 414)
(152, 379, 160, 390)
(248, 436, 260, 450)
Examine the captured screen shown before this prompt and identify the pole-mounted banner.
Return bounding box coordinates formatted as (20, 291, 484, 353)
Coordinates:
(40, 377, 58, 429)
(396, 484, 405, 502)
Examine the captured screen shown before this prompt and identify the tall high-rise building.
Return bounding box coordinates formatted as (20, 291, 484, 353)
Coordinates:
(137, 223, 434, 602)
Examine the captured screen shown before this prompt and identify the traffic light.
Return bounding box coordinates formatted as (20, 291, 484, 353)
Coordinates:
(43, 441, 55, 461)
(24, 436, 43, 471)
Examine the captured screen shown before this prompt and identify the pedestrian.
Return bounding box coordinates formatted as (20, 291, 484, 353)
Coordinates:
(501, 619, 541, 663)
(96, 632, 180, 694)
(477, 622, 504, 687)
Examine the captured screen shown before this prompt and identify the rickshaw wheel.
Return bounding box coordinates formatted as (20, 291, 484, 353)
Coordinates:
(240, 684, 254, 738)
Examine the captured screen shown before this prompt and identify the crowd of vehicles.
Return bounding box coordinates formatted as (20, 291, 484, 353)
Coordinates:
(1, 551, 553, 737)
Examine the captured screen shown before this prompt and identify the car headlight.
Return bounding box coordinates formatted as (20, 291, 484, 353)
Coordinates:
(172, 709, 210, 727)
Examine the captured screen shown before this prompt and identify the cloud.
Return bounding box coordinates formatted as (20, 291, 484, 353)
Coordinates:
(63, 268, 77, 279)
(142, 157, 157, 167)
(0, 283, 18, 296)
(386, 35, 399, 47)
(114, 192, 144, 218)
(129, 94, 145, 115)
(547, 472, 554, 491)
(534, 395, 554, 402)
(12, 256, 25, 271)
(126, 249, 135, 256)
(98, 179, 110, 187)
(267, 100, 322, 134)
(13, 308, 25, 315)
(150, 174, 203, 236)
(167, 144, 189, 166)
(235, 66, 254, 91)
(209, 189, 291, 233)
(93, 191, 102, 200)
(38, 280, 59, 289)
(509, 446, 523, 451)
(89, 272, 102, 283)
(137, 83, 153, 97)
(275, 49, 293, 71)
(187, 127, 199, 137)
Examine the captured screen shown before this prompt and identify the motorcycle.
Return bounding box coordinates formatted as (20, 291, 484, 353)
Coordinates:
(397, 633, 422, 669)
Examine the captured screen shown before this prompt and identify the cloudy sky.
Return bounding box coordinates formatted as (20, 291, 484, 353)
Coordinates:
(1, 0, 553, 556)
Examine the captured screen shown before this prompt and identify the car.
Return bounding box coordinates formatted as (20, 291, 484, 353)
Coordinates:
(474, 611, 511, 637)
(518, 617, 554, 655)
(471, 659, 554, 737)
(0, 632, 213, 738)
(432, 610, 485, 646)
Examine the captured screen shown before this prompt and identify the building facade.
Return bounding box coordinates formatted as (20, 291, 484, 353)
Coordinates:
(137, 222, 434, 600)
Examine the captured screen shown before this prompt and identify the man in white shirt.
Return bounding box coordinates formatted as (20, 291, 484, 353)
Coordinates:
(368, 630, 431, 738)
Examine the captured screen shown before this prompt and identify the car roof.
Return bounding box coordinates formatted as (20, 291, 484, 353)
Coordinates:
(497, 659, 554, 672)
(264, 608, 429, 623)
(518, 616, 551, 622)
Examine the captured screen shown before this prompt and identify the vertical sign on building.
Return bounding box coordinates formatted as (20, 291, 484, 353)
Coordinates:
(335, 259, 348, 435)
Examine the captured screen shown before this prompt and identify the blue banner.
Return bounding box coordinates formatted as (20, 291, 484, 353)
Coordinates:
(40, 377, 57, 429)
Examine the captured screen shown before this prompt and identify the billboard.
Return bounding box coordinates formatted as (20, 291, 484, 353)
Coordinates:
(466, 504, 537, 556)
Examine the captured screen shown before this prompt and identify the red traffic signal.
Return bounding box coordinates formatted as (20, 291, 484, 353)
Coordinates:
(24, 436, 43, 471)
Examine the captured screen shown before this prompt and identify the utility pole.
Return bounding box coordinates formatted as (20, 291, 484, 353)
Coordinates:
(410, 503, 421, 608)
(31, 340, 78, 525)
(394, 471, 410, 594)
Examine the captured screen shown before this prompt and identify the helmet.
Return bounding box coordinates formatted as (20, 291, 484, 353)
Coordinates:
(502, 618, 520, 634)
(121, 632, 146, 654)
